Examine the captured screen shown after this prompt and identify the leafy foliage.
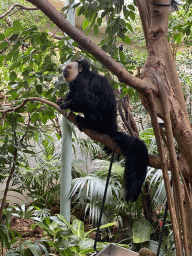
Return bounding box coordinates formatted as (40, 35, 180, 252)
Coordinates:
(33, 214, 116, 255)
(0, 207, 50, 256)
(11, 139, 61, 208)
(0, 0, 192, 255)
(70, 159, 125, 225)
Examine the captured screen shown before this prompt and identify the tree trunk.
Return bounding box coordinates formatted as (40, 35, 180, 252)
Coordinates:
(137, 0, 192, 254)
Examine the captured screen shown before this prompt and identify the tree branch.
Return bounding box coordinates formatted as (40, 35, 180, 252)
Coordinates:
(118, 98, 135, 137)
(47, 32, 64, 40)
(136, 0, 151, 49)
(147, 90, 183, 254)
(0, 4, 38, 19)
(19, 113, 31, 143)
(0, 97, 159, 169)
(157, 75, 190, 254)
(0, 132, 18, 222)
(26, 0, 156, 95)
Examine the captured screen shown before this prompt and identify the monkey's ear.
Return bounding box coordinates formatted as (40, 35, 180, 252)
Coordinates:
(77, 60, 90, 73)
(78, 66, 83, 73)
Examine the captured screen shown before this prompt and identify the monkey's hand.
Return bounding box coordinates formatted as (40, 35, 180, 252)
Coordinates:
(56, 97, 65, 107)
(56, 98, 71, 110)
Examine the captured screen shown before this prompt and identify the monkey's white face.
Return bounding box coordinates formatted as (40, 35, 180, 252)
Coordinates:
(62, 62, 79, 82)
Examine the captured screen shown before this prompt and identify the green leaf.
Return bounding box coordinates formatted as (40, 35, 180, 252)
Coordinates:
(26, 242, 41, 256)
(27, 102, 41, 112)
(8, 145, 15, 155)
(94, 24, 99, 35)
(15, 114, 25, 123)
(72, 219, 85, 238)
(117, 31, 125, 39)
(132, 219, 153, 243)
(22, 69, 30, 78)
(127, 23, 133, 33)
(123, 35, 131, 44)
(174, 33, 182, 44)
(0, 228, 10, 249)
(31, 113, 40, 123)
(10, 71, 17, 81)
(185, 26, 191, 36)
(0, 55, 5, 66)
(13, 20, 22, 33)
(0, 33, 5, 40)
(9, 33, 19, 41)
(0, 41, 8, 50)
(44, 108, 54, 117)
(48, 241, 73, 255)
(34, 53, 42, 65)
(77, 6, 85, 16)
(45, 88, 54, 97)
(69, 245, 80, 253)
(55, 214, 76, 233)
(9, 91, 19, 100)
(83, 20, 89, 30)
(4, 27, 13, 37)
(123, 6, 129, 19)
(85, 223, 115, 238)
(79, 248, 95, 255)
(24, 81, 29, 89)
(35, 84, 42, 95)
(97, 18, 102, 26)
(128, 4, 135, 11)
(73, 2, 81, 9)
(41, 115, 47, 124)
(129, 11, 135, 20)
(119, 51, 125, 62)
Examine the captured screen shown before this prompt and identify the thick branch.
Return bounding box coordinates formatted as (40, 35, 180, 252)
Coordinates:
(26, 0, 155, 95)
(0, 4, 38, 19)
(136, 0, 151, 49)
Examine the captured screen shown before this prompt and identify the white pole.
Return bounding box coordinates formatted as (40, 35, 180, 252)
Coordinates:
(60, 117, 72, 221)
(60, 0, 75, 221)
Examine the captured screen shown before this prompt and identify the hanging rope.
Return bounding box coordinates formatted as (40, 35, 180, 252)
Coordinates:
(94, 142, 118, 254)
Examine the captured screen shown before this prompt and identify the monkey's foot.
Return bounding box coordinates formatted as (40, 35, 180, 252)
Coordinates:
(75, 115, 87, 131)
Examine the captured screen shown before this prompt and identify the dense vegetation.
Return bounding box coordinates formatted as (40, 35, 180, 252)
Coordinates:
(0, 0, 192, 255)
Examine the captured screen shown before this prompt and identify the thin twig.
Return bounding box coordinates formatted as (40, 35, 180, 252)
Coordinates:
(0, 132, 18, 222)
(118, 99, 135, 137)
(19, 113, 31, 142)
(0, 4, 38, 19)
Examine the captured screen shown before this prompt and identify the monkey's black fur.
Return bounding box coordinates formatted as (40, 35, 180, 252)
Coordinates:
(57, 59, 149, 202)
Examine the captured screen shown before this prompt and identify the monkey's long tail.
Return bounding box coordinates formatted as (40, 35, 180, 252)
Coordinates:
(112, 131, 149, 202)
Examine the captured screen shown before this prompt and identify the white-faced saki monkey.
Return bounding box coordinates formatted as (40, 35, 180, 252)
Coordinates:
(57, 59, 149, 202)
